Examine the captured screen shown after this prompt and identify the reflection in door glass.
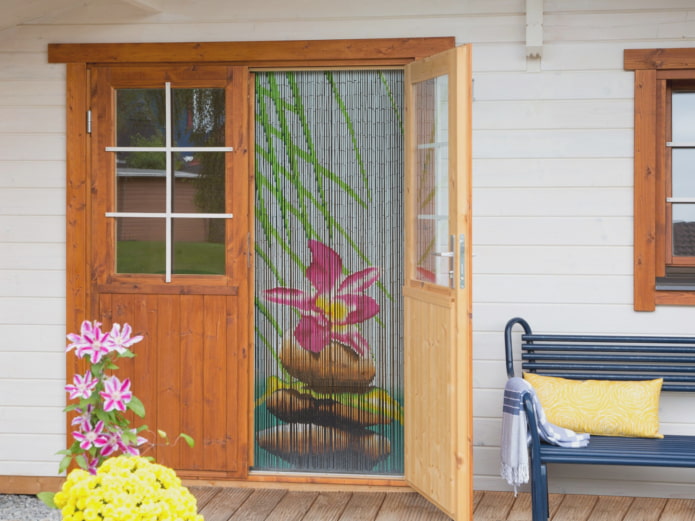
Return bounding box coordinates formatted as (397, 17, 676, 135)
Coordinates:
(115, 217, 165, 274)
(413, 75, 450, 287)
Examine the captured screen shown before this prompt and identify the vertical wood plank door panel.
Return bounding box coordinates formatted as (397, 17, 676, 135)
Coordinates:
(87, 65, 251, 478)
(403, 45, 473, 521)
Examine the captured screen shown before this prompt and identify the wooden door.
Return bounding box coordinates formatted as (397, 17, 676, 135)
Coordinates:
(86, 65, 251, 478)
(403, 45, 473, 520)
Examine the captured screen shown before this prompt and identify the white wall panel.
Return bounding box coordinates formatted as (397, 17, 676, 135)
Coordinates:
(0, 325, 65, 352)
(473, 158, 632, 188)
(0, 270, 64, 297)
(0, 135, 65, 161)
(0, 107, 64, 133)
(472, 245, 633, 275)
(0, 188, 65, 216)
(0, 244, 65, 271)
(475, 187, 631, 217)
(0, 297, 64, 325)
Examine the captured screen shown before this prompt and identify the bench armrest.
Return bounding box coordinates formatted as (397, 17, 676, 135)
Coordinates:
(505, 317, 532, 379)
(522, 391, 544, 482)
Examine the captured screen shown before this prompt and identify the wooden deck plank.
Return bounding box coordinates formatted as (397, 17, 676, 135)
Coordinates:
(473, 490, 516, 520)
(374, 492, 452, 521)
(227, 488, 288, 521)
(473, 490, 484, 510)
(623, 497, 668, 521)
(301, 492, 353, 521)
(589, 495, 634, 521)
(189, 486, 221, 510)
(266, 490, 320, 521)
(338, 492, 387, 521)
(198, 488, 254, 521)
(552, 494, 599, 521)
(660, 499, 695, 521)
(500, 492, 565, 521)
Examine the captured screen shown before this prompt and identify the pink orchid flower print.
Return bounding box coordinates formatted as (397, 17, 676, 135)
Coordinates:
(264, 240, 380, 356)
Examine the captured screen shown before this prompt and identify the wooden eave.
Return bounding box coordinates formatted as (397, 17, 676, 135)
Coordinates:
(48, 37, 456, 67)
(624, 47, 695, 70)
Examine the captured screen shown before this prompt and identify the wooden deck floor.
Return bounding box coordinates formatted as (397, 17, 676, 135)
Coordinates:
(189, 487, 695, 521)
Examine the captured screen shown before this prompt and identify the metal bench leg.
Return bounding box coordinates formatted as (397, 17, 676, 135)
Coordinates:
(540, 463, 549, 521)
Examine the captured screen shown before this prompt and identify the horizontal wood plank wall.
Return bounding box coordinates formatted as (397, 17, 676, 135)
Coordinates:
(4, 0, 695, 499)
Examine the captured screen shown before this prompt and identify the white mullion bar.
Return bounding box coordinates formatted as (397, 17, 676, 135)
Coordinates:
(106, 146, 234, 152)
(667, 198, 695, 203)
(667, 142, 695, 147)
(165, 82, 173, 283)
(106, 212, 234, 219)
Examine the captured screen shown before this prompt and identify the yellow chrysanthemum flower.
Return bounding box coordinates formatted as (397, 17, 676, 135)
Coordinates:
(57, 456, 203, 521)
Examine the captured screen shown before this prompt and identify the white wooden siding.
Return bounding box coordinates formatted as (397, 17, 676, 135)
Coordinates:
(1, 0, 695, 495)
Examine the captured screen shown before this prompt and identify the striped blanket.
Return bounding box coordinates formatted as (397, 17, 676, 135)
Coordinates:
(500, 377, 590, 493)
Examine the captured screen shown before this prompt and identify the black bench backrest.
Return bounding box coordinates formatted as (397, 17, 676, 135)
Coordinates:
(505, 317, 695, 392)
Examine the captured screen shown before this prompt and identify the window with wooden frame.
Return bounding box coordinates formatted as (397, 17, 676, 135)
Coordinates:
(625, 48, 695, 311)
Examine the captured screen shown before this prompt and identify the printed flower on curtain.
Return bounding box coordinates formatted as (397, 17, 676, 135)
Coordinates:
(264, 239, 380, 356)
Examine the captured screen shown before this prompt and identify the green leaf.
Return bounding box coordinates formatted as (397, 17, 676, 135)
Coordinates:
(75, 454, 88, 471)
(180, 433, 195, 447)
(127, 396, 146, 417)
(58, 455, 72, 474)
(37, 492, 57, 510)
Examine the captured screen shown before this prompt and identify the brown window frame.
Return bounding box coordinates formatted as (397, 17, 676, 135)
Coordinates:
(625, 48, 695, 311)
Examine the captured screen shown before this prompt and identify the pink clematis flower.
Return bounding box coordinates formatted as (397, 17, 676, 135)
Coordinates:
(99, 429, 123, 458)
(100, 376, 133, 412)
(65, 371, 99, 400)
(108, 323, 144, 354)
(71, 405, 95, 431)
(72, 420, 108, 451)
(66, 320, 116, 364)
(264, 240, 380, 355)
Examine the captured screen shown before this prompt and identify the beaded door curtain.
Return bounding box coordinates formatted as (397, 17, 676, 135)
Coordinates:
(253, 70, 405, 475)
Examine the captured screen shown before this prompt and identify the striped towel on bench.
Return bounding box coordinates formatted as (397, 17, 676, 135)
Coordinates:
(500, 377, 590, 493)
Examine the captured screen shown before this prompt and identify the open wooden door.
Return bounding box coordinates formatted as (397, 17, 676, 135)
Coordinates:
(403, 45, 473, 520)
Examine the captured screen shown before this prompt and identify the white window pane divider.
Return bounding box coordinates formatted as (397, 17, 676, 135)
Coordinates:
(106, 81, 233, 283)
(667, 198, 695, 203)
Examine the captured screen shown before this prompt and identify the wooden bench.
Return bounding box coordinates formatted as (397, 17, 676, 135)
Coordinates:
(504, 317, 695, 521)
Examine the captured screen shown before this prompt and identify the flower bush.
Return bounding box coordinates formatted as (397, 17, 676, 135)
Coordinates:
(60, 320, 149, 474)
(54, 455, 203, 521)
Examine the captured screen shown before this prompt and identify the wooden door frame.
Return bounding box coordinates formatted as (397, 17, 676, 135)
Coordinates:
(52, 37, 456, 487)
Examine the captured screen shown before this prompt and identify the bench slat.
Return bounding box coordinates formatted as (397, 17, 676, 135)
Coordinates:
(540, 435, 695, 467)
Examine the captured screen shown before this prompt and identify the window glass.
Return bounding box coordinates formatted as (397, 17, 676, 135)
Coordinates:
(172, 88, 225, 147)
(672, 91, 695, 142)
(413, 76, 450, 287)
(172, 218, 225, 274)
(172, 152, 225, 214)
(115, 217, 165, 274)
(116, 89, 165, 147)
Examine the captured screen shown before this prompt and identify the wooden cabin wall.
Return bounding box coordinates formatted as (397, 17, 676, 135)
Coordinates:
(1, 0, 695, 498)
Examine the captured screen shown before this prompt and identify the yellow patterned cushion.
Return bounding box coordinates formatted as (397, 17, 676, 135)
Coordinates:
(523, 373, 663, 438)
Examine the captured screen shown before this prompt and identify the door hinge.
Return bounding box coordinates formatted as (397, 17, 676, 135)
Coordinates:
(86, 110, 92, 134)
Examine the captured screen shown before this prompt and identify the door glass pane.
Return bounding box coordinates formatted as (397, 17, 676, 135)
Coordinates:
(413, 75, 450, 287)
(172, 152, 225, 213)
(116, 89, 165, 147)
(115, 217, 165, 273)
(172, 218, 225, 274)
(172, 88, 225, 147)
(672, 92, 695, 142)
(116, 152, 166, 213)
